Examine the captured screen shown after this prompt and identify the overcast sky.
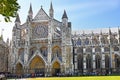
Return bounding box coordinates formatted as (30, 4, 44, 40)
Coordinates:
(0, 0, 120, 41)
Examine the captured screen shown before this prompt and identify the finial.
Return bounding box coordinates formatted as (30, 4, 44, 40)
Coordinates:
(15, 13, 21, 23)
(0, 29, 4, 40)
(50, 1, 53, 10)
(62, 10, 68, 19)
(100, 29, 102, 35)
(41, 5, 43, 8)
(28, 3, 33, 14)
(109, 27, 112, 35)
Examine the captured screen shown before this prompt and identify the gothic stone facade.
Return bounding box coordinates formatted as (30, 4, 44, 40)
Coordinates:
(10, 3, 73, 76)
(10, 3, 120, 76)
(0, 37, 9, 73)
(72, 30, 120, 74)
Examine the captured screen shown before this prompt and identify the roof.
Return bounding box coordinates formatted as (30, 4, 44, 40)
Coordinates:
(62, 10, 68, 19)
(15, 14, 21, 23)
(28, 3, 33, 14)
(33, 6, 50, 21)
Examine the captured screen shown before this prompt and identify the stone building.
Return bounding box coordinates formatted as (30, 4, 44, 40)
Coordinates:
(72, 29, 120, 74)
(10, 3, 73, 76)
(9, 2, 120, 76)
(0, 36, 9, 73)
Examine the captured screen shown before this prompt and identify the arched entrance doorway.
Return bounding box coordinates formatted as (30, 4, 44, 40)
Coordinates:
(29, 56, 45, 75)
(52, 61, 60, 76)
(16, 63, 23, 74)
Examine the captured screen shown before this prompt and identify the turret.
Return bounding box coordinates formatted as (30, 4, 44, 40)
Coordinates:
(14, 13, 21, 39)
(0, 34, 3, 41)
(49, 2, 54, 18)
(62, 10, 68, 19)
(28, 3, 33, 21)
(109, 27, 112, 35)
(62, 10, 68, 27)
(15, 13, 21, 25)
(0, 29, 4, 41)
(109, 27, 113, 44)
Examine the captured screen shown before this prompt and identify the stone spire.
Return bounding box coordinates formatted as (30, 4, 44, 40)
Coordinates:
(118, 26, 120, 34)
(100, 30, 103, 35)
(109, 27, 112, 35)
(28, 3, 33, 15)
(49, 2, 54, 18)
(15, 13, 21, 23)
(62, 10, 68, 19)
(28, 3, 33, 20)
(0, 29, 4, 41)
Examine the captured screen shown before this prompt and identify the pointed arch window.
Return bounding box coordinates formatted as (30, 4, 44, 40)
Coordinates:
(77, 54, 83, 70)
(105, 55, 110, 69)
(95, 55, 101, 69)
(115, 54, 120, 68)
(86, 54, 92, 69)
(40, 47, 48, 57)
(84, 38, 89, 45)
(77, 38, 81, 45)
(52, 46, 61, 61)
(18, 48, 24, 62)
(29, 47, 37, 59)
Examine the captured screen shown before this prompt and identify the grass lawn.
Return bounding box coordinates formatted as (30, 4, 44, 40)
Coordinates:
(8, 76, 119, 80)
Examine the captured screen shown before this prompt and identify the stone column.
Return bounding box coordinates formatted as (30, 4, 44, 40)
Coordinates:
(109, 45, 113, 74)
(74, 48, 78, 74)
(112, 53, 115, 71)
(101, 47, 105, 72)
(92, 48, 96, 72)
(83, 48, 86, 73)
(48, 20, 52, 76)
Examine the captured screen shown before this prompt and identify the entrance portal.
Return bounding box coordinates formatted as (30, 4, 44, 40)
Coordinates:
(52, 61, 60, 76)
(29, 56, 45, 75)
(16, 63, 23, 74)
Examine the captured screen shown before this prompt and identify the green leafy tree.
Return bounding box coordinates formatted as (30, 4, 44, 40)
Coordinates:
(0, 0, 20, 22)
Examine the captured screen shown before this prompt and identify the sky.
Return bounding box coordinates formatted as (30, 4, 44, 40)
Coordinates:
(0, 0, 120, 41)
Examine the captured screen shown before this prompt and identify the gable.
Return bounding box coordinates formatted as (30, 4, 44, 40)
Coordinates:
(33, 7, 50, 21)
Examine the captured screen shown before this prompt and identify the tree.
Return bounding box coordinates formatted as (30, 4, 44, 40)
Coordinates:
(0, 0, 20, 22)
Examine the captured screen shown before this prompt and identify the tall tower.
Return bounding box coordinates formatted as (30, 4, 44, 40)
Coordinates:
(14, 13, 21, 39)
(61, 10, 73, 73)
(27, 3, 33, 21)
(49, 2, 54, 18)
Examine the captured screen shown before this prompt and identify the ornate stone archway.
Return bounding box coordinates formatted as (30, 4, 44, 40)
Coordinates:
(52, 46, 61, 61)
(16, 62, 23, 74)
(52, 61, 60, 76)
(29, 55, 45, 74)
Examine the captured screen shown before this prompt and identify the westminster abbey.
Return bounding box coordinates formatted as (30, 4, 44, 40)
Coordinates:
(1, 3, 120, 76)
